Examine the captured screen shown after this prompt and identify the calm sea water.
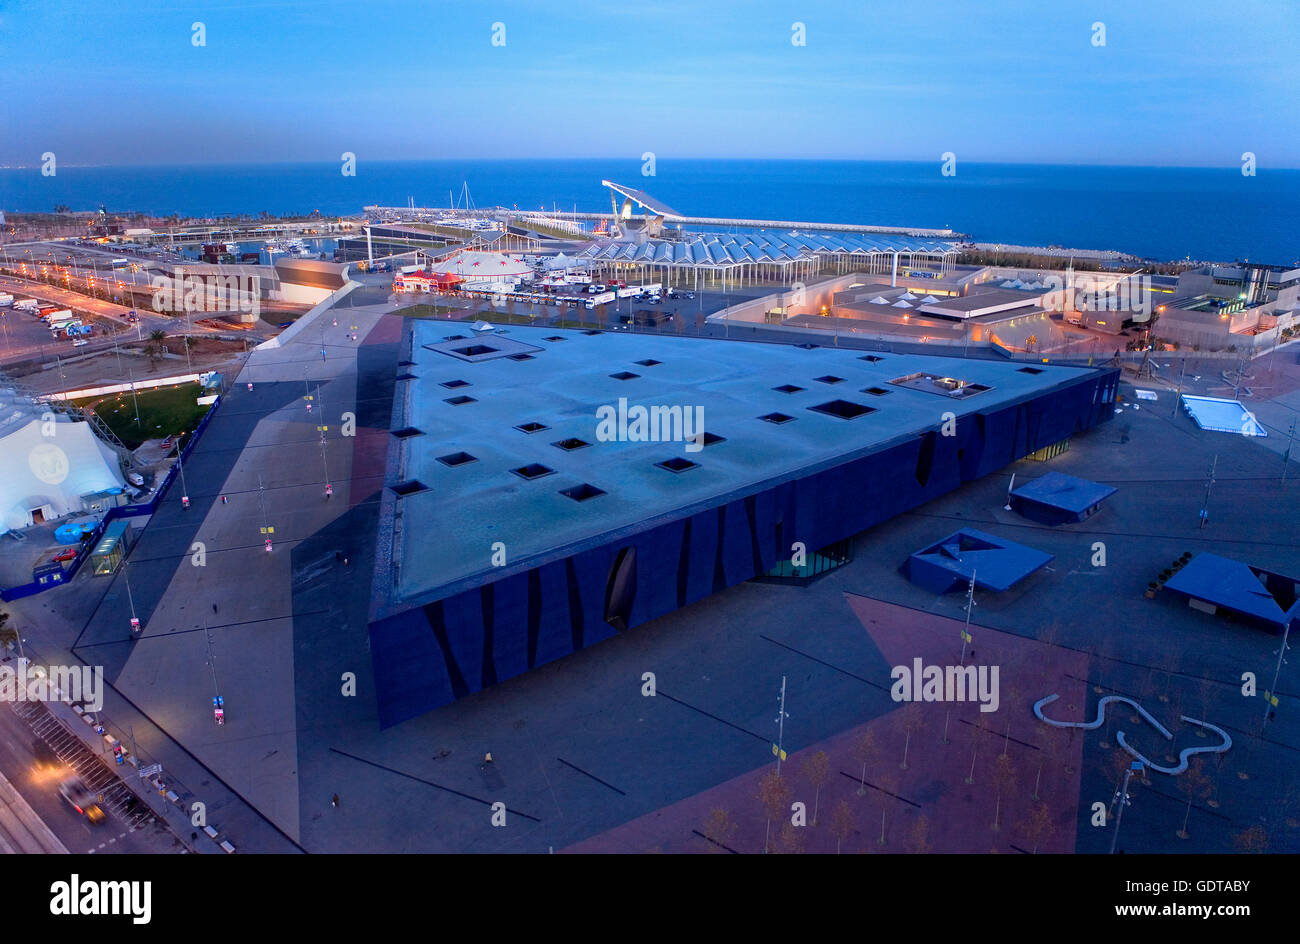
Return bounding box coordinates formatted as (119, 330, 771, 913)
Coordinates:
(2, 159, 1296, 264)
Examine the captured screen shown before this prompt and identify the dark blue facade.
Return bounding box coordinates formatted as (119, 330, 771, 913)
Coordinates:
(370, 367, 1120, 726)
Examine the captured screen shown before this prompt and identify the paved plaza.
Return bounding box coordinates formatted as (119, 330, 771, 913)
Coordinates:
(10, 286, 1299, 853)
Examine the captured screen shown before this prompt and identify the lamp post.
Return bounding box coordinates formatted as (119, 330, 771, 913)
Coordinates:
(174, 438, 189, 504)
(1109, 762, 1141, 854)
(124, 563, 141, 634)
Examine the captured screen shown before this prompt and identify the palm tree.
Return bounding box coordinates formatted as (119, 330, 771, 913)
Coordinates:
(149, 329, 166, 344)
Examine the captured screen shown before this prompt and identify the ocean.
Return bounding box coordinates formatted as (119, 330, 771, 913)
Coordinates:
(1, 159, 1296, 265)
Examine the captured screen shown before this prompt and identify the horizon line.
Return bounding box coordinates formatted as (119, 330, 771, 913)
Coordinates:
(2, 157, 1298, 173)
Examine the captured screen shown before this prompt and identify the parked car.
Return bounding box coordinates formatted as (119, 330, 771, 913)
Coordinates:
(127, 471, 145, 486)
(72, 339, 89, 347)
(52, 548, 78, 563)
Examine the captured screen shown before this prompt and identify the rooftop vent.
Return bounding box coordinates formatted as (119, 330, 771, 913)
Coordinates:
(437, 451, 477, 467)
(759, 412, 796, 425)
(656, 457, 699, 473)
(635, 358, 663, 367)
(796, 342, 818, 350)
(515, 421, 550, 433)
(443, 334, 467, 341)
(862, 386, 890, 396)
(511, 463, 555, 480)
(543, 336, 566, 342)
(455, 344, 498, 358)
(814, 375, 845, 385)
(1018, 367, 1045, 375)
(440, 379, 470, 389)
(507, 353, 535, 361)
(583, 330, 603, 336)
(444, 395, 477, 405)
(395, 372, 417, 381)
(809, 399, 877, 420)
(391, 427, 423, 439)
(609, 371, 640, 381)
(553, 437, 591, 451)
(859, 355, 885, 363)
(773, 384, 805, 394)
(390, 479, 428, 496)
(560, 483, 606, 502)
(891, 372, 991, 399)
(698, 432, 726, 447)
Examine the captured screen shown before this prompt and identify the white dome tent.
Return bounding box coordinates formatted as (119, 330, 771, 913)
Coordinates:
(0, 396, 126, 531)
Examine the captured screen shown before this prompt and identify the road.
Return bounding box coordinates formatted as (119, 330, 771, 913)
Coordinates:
(0, 694, 184, 854)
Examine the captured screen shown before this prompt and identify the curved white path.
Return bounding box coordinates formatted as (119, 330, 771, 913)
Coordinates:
(1033, 693, 1232, 775)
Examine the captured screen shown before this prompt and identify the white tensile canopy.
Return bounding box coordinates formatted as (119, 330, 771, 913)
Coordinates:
(0, 413, 125, 530)
(431, 251, 533, 282)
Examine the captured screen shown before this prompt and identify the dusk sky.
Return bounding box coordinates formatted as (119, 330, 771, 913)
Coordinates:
(5, 0, 1298, 168)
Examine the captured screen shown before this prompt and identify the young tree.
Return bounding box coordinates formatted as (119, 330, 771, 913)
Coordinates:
(854, 728, 877, 796)
(1232, 825, 1269, 853)
(774, 820, 805, 855)
(757, 769, 791, 855)
(905, 814, 933, 854)
(700, 808, 736, 854)
(875, 769, 901, 848)
(899, 704, 927, 771)
(830, 799, 855, 854)
(144, 342, 161, 368)
(1176, 757, 1212, 840)
(991, 752, 1018, 834)
(1018, 801, 1056, 854)
(1195, 674, 1219, 739)
(801, 750, 830, 826)
(1001, 674, 1025, 756)
(1092, 636, 1115, 696)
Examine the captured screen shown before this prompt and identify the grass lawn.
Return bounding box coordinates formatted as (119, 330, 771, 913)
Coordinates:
(396, 303, 468, 319)
(74, 382, 212, 449)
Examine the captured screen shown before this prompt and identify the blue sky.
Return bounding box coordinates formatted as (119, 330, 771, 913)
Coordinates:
(3, 0, 1298, 167)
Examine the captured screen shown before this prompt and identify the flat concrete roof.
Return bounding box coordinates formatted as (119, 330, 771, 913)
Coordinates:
(909, 528, 1054, 592)
(1164, 553, 1300, 629)
(1011, 470, 1117, 514)
(382, 325, 1105, 613)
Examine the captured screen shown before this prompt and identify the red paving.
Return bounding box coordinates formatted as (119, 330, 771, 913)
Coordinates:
(565, 593, 1090, 853)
